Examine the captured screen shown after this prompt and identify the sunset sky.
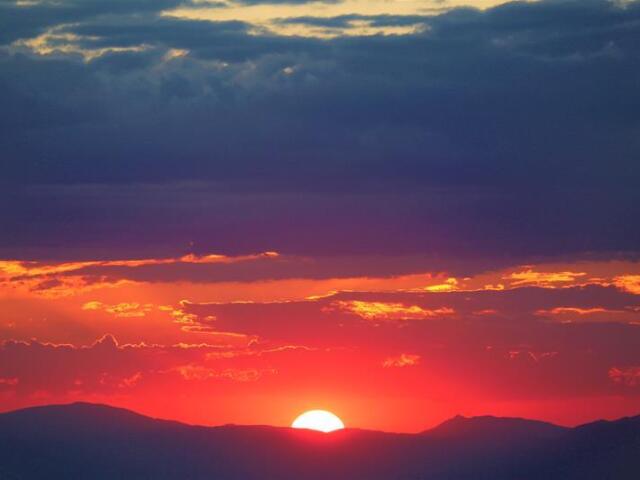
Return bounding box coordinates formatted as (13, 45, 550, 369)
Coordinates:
(1, 0, 640, 433)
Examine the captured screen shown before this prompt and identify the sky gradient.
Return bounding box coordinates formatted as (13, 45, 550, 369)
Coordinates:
(1, 0, 640, 432)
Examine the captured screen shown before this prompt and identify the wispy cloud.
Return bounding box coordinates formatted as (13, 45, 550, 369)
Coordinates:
(334, 300, 455, 321)
(383, 353, 420, 368)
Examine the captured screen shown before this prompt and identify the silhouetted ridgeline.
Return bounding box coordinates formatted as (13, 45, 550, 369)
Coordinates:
(0, 403, 638, 479)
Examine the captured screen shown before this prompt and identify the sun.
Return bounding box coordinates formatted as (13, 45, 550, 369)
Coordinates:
(291, 410, 345, 433)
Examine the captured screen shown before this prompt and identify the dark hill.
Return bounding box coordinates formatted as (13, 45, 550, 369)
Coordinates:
(0, 402, 638, 479)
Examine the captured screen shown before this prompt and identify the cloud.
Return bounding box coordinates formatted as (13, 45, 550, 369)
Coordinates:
(532, 306, 640, 324)
(505, 269, 588, 287)
(0, 377, 18, 387)
(0, 251, 287, 296)
(266, 14, 429, 38)
(177, 285, 640, 348)
(0, 0, 640, 263)
(3, 250, 639, 303)
(235, 0, 342, 4)
(0, 0, 185, 44)
(169, 364, 276, 382)
(608, 366, 640, 387)
(505, 349, 558, 363)
(382, 353, 420, 368)
(171, 286, 640, 408)
(0, 333, 299, 399)
(334, 300, 455, 321)
(539, 307, 610, 315)
(82, 301, 154, 318)
(2, 282, 640, 425)
(614, 275, 640, 295)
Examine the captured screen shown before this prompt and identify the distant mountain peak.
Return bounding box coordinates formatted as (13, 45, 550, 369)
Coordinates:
(427, 413, 567, 439)
(0, 403, 638, 479)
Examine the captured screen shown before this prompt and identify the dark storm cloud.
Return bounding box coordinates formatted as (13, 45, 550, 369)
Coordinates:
(236, 0, 342, 4)
(62, 16, 319, 60)
(1, 0, 640, 258)
(0, 0, 340, 45)
(2, 0, 639, 186)
(0, 0, 185, 44)
(273, 14, 431, 28)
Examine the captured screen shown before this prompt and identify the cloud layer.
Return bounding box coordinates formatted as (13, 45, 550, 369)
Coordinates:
(1, 0, 639, 258)
(1, 250, 640, 430)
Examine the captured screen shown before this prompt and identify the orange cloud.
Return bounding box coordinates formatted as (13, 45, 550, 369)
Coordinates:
(334, 300, 455, 321)
(506, 349, 558, 362)
(537, 307, 609, 315)
(205, 344, 315, 360)
(4, 274, 130, 299)
(3, 254, 639, 306)
(425, 277, 458, 292)
(534, 306, 640, 324)
(383, 353, 420, 368)
(473, 309, 498, 315)
(505, 268, 587, 287)
(82, 301, 154, 318)
(0, 252, 279, 279)
(98, 371, 144, 389)
(161, 301, 223, 334)
(0, 251, 281, 298)
(613, 275, 640, 295)
(169, 364, 275, 382)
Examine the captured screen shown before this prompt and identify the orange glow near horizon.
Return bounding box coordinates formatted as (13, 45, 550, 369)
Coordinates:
(1, 252, 640, 432)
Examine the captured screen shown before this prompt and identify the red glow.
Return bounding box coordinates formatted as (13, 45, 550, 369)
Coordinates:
(1, 254, 640, 431)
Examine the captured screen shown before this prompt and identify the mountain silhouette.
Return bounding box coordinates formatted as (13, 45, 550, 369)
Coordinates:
(427, 414, 566, 439)
(0, 403, 638, 479)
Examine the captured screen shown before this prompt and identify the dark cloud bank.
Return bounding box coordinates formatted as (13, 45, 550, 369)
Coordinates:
(1, 0, 639, 259)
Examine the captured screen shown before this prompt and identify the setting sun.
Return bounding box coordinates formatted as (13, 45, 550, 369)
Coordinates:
(291, 410, 345, 433)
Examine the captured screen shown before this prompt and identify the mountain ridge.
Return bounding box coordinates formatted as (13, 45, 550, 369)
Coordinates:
(1, 402, 638, 479)
(0, 401, 585, 434)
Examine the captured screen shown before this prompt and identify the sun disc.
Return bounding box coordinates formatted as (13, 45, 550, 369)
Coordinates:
(291, 410, 345, 433)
